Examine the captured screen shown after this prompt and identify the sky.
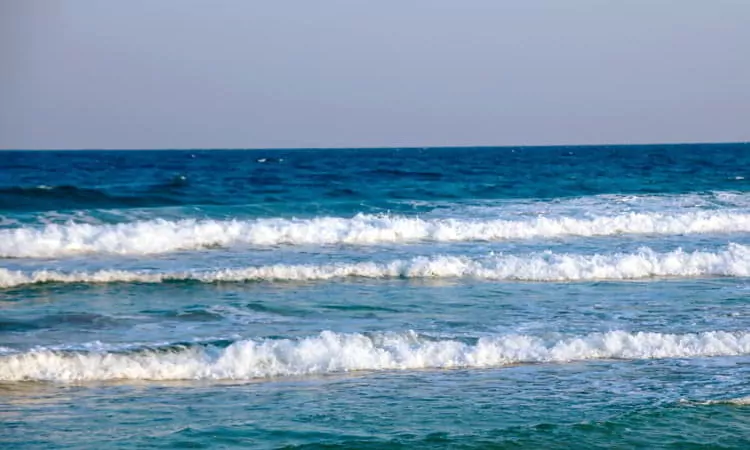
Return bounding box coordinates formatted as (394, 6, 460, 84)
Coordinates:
(2, 0, 749, 149)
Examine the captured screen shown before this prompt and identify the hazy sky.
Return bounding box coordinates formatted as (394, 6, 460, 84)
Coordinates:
(2, 0, 749, 149)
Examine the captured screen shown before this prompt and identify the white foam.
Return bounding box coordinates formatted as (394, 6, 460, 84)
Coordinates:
(707, 397, 750, 405)
(420, 191, 750, 219)
(2, 210, 750, 258)
(3, 329, 750, 382)
(686, 396, 750, 406)
(2, 244, 750, 288)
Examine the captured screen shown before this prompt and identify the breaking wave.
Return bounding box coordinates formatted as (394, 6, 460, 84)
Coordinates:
(3, 329, 750, 382)
(2, 244, 750, 288)
(3, 210, 750, 258)
(687, 397, 750, 406)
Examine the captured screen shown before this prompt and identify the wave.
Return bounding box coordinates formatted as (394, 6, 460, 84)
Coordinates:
(0, 313, 120, 332)
(0, 185, 182, 212)
(2, 244, 750, 288)
(2, 329, 750, 381)
(3, 209, 750, 258)
(689, 397, 750, 406)
(418, 191, 750, 219)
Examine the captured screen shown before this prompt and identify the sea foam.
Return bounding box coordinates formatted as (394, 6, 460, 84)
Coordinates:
(2, 210, 750, 258)
(2, 329, 749, 382)
(1, 244, 750, 288)
(698, 397, 750, 406)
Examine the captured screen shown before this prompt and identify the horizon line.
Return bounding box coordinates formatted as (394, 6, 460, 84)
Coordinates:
(1, 140, 748, 152)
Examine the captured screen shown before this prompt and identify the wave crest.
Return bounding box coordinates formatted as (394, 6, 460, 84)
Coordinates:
(2, 244, 750, 288)
(3, 329, 750, 382)
(3, 210, 750, 258)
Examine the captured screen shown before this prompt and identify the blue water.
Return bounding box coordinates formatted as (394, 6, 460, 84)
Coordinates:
(3, 144, 750, 448)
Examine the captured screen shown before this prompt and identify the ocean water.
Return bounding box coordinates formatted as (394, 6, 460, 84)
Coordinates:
(2, 144, 750, 448)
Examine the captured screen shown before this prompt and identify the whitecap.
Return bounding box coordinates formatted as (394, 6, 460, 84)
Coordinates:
(3, 329, 750, 382)
(2, 244, 750, 288)
(2, 209, 750, 258)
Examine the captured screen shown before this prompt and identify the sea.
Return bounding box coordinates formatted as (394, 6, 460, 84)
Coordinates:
(2, 144, 750, 449)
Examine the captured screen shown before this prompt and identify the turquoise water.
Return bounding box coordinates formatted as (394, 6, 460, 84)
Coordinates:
(2, 144, 750, 448)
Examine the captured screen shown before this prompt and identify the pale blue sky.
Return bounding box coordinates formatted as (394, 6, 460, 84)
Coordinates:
(2, 0, 749, 149)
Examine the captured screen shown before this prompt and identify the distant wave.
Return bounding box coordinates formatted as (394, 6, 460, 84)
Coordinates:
(422, 190, 750, 219)
(3, 329, 750, 381)
(3, 210, 750, 258)
(2, 244, 750, 288)
(689, 397, 750, 406)
(0, 185, 109, 199)
(0, 185, 183, 212)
